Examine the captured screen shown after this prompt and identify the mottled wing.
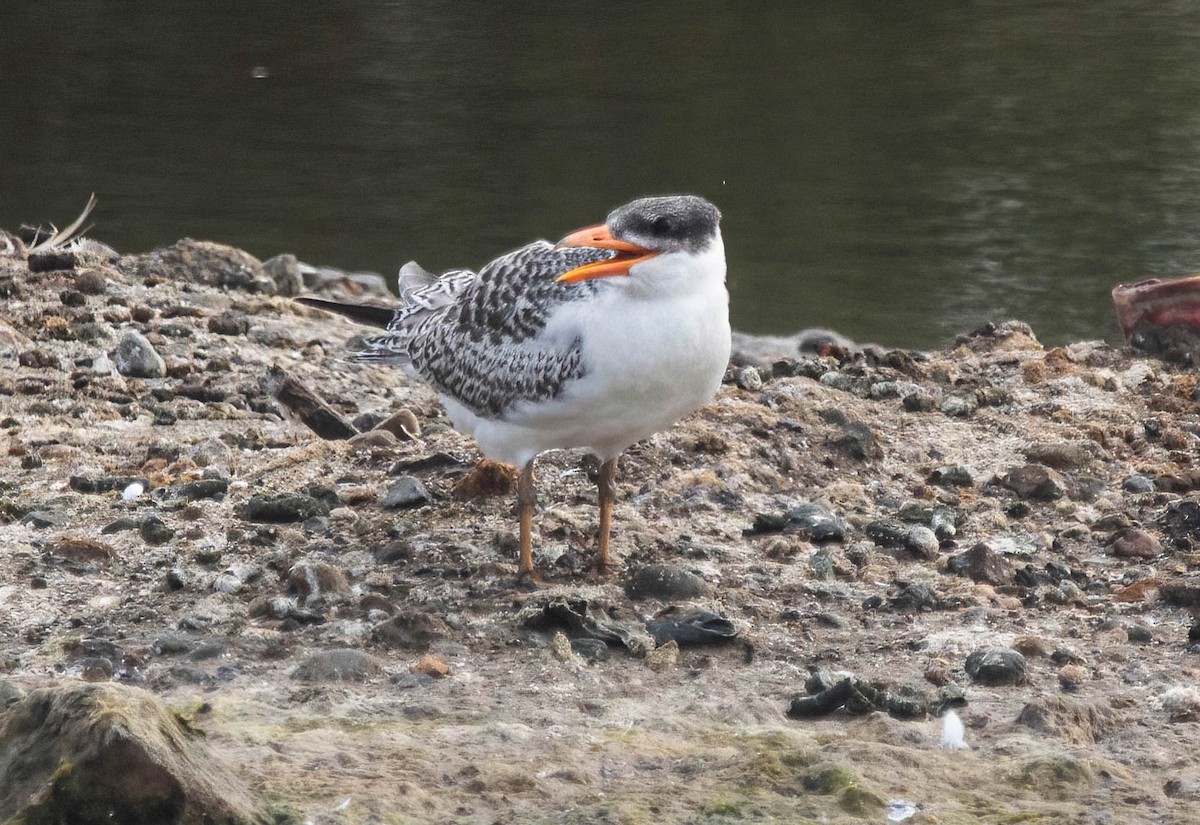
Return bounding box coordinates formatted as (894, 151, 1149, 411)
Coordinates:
(356, 241, 614, 418)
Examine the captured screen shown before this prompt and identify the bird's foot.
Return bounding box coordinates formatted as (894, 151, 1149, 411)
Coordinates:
(515, 568, 544, 589)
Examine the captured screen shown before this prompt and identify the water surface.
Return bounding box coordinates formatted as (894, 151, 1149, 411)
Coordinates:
(5, 3, 1200, 349)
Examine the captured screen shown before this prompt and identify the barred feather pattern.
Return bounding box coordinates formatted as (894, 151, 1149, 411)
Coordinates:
(355, 241, 615, 419)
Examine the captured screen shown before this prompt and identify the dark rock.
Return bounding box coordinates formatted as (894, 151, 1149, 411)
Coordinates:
(887, 583, 943, 612)
(373, 610, 451, 651)
(112, 330, 166, 378)
(1127, 624, 1153, 644)
(28, 248, 77, 272)
(947, 542, 1015, 585)
(783, 503, 849, 542)
(569, 637, 610, 662)
(1161, 578, 1200, 608)
(237, 493, 331, 523)
(383, 476, 431, 509)
(928, 465, 974, 488)
(18, 348, 59, 369)
(902, 390, 938, 412)
(261, 365, 359, 440)
(624, 564, 710, 600)
(292, 648, 382, 682)
(865, 519, 908, 548)
(172, 478, 229, 501)
(965, 647, 1026, 685)
(139, 516, 175, 545)
(0, 682, 263, 824)
(1002, 464, 1067, 501)
(152, 634, 192, 655)
(1118, 474, 1156, 494)
(207, 312, 250, 336)
(1109, 528, 1162, 559)
(70, 475, 149, 495)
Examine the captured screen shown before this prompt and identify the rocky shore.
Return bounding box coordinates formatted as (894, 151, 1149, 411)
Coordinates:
(2, 229, 1200, 823)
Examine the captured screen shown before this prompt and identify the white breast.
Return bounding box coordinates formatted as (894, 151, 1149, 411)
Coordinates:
(445, 237, 731, 467)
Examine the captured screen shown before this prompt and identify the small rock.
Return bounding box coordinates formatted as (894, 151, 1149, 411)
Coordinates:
(383, 476, 431, 509)
(139, 516, 175, 545)
(903, 525, 940, 559)
(1001, 464, 1067, 501)
(1126, 624, 1154, 644)
(570, 637, 610, 662)
(940, 393, 978, 417)
(172, 479, 229, 501)
(375, 408, 422, 439)
(292, 648, 382, 683)
(287, 561, 350, 601)
(1122, 475, 1156, 494)
(928, 465, 975, 488)
(947, 542, 1015, 585)
(1109, 528, 1162, 559)
(624, 565, 710, 600)
(965, 647, 1026, 685)
(1058, 664, 1088, 691)
(207, 313, 250, 336)
(112, 330, 166, 378)
(413, 654, 450, 678)
(238, 493, 331, 523)
(261, 253, 304, 296)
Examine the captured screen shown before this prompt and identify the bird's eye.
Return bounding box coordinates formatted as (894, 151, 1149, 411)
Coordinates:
(652, 215, 676, 235)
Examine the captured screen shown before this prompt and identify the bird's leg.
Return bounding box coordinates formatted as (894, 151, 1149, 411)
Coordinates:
(596, 458, 618, 574)
(517, 460, 537, 578)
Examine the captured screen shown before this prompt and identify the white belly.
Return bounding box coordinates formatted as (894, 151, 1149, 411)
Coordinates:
(444, 275, 731, 467)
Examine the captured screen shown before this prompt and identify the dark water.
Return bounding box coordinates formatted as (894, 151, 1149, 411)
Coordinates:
(5, 3, 1200, 350)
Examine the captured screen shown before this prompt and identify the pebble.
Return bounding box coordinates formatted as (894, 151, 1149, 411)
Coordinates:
(287, 561, 351, 601)
(624, 564, 710, 600)
(375, 408, 422, 439)
(940, 393, 978, 417)
(383, 476, 431, 509)
(1002, 464, 1067, 501)
(1057, 664, 1088, 691)
(138, 516, 175, 545)
(965, 647, 1026, 685)
(903, 526, 940, 559)
(735, 366, 762, 391)
(1109, 528, 1162, 559)
(1122, 475, 1156, 494)
(372, 610, 450, 651)
(112, 330, 166, 378)
(413, 654, 450, 678)
(928, 465, 975, 488)
(946, 542, 1015, 585)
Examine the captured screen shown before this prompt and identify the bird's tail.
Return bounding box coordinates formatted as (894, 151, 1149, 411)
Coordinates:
(294, 297, 397, 329)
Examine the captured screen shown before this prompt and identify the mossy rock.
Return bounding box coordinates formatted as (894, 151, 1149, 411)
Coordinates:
(0, 681, 267, 824)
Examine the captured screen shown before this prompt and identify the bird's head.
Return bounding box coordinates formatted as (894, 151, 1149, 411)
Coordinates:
(554, 195, 723, 287)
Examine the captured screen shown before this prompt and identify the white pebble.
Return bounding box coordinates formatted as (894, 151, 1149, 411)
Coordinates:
(940, 709, 968, 750)
(121, 482, 145, 501)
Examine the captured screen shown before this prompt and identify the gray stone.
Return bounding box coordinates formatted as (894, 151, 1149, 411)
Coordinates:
(1002, 464, 1067, 501)
(624, 564, 710, 600)
(383, 476, 431, 509)
(112, 330, 166, 378)
(947, 542, 1015, 585)
(965, 647, 1026, 685)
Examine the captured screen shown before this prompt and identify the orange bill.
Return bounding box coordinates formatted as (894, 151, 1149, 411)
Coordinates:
(555, 223, 658, 283)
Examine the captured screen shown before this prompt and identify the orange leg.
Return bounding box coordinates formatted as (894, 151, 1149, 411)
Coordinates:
(517, 460, 536, 577)
(596, 458, 617, 574)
